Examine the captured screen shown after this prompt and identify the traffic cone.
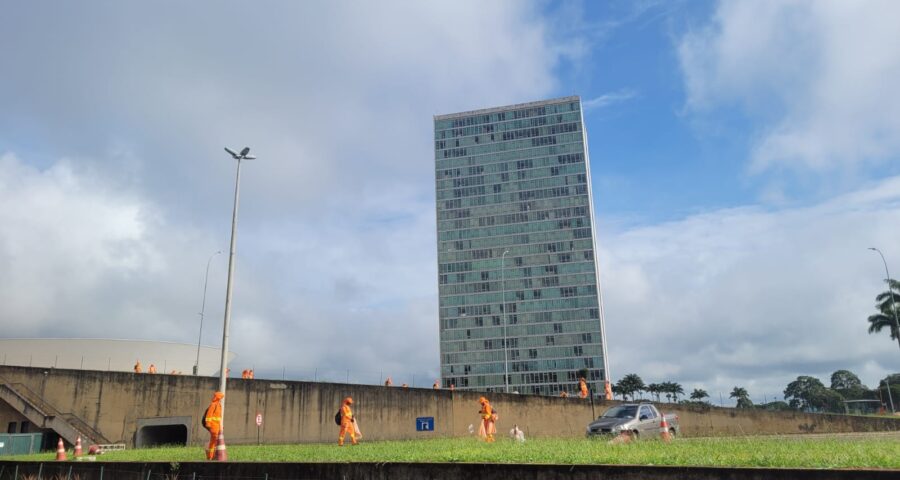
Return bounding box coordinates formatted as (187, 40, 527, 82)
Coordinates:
(74, 436, 83, 457)
(214, 431, 228, 461)
(55, 437, 67, 461)
(659, 414, 673, 443)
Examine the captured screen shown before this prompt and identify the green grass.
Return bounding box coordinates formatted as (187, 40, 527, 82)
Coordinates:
(7, 436, 900, 469)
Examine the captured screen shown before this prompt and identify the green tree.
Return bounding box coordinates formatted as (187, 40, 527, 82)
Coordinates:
(830, 369, 869, 400)
(670, 382, 684, 402)
(616, 373, 646, 401)
(646, 383, 662, 403)
(867, 279, 900, 345)
(729, 386, 753, 408)
(878, 373, 900, 411)
(784, 376, 842, 412)
(659, 381, 684, 403)
(690, 388, 709, 403)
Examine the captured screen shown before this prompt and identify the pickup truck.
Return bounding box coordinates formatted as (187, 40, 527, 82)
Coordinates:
(586, 403, 679, 439)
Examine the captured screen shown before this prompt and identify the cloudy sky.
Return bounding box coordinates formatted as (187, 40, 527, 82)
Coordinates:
(2, 0, 899, 404)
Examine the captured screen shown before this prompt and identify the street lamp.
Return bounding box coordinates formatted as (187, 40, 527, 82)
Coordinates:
(218, 146, 256, 407)
(194, 250, 222, 376)
(501, 249, 510, 393)
(868, 247, 900, 353)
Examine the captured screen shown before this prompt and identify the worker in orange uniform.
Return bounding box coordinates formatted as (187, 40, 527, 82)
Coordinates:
(604, 380, 613, 400)
(134, 360, 142, 373)
(241, 369, 248, 379)
(579, 377, 588, 398)
(148, 364, 157, 374)
(478, 396, 496, 442)
(337, 396, 358, 446)
(248, 369, 254, 379)
(433, 380, 440, 390)
(202, 391, 224, 460)
(384, 376, 393, 387)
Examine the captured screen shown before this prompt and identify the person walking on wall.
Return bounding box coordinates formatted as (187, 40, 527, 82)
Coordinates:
(478, 396, 496, 442)
(579, 377, 589, 399)
(202, 391, 224, 460)
(338, 396, 359, 446)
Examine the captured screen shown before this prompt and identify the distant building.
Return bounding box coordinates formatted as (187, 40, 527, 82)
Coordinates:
(434, 96, 610, 395)
(0, 338, 233, 376)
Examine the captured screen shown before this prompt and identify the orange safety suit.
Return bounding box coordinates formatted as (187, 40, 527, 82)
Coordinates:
(384, 377, 393, 387)
(478, 397, 496, 442)
(134, 361, 142, 373)
(203, 392, 224, 460)
(579, 378, 588, 399)
(604, 380, 613, 400)
(338, 397, 358, 446)
(248, 369, 254, 379)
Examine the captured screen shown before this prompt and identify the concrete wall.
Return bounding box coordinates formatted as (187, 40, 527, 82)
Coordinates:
(1, 366, 898, 447)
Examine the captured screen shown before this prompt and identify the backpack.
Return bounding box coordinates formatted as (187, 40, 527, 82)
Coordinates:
(202, 409, 210, 430)
(334, 410, 343, 425)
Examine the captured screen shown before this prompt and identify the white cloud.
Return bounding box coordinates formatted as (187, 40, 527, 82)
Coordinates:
(0, 1, 571, 384)
(583, 89, 639, 110)
(678, 0, 900, 172)
(600, 175, 900, 401)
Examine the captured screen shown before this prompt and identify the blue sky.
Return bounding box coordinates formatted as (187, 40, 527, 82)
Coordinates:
(1, 0, 900, 404)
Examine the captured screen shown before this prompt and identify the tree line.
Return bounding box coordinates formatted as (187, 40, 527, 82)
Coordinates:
(608, 370, 900, 414)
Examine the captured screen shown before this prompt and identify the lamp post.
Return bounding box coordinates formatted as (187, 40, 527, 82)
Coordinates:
(869, 247, 900, 353)
(501, 249, 510, 393)
(194, 250, 222, 376)
(219, 146, 256, 407)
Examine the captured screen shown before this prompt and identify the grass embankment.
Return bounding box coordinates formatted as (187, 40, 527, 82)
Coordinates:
(7, 437, 900, 469)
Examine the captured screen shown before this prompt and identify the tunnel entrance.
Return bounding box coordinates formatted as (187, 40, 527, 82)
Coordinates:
(134, 416, 192, 448)
(136, 424, 187, 447)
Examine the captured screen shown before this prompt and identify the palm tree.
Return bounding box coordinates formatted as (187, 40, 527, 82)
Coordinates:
(690, 388, 709, 402)
(646, 383, 662, 402)
(730, 386, 753, 408)
(868, 279, 900, 343)
(670, 382, 684, 402)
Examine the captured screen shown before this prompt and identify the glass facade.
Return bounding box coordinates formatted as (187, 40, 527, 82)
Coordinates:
(434, 96, 610, 396)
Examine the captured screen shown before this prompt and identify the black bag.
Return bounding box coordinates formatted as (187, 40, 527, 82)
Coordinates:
(202, 409, 210, 430)
(334, 410, 343, 425)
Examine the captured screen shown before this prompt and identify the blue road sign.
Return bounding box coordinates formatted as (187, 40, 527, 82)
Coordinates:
(416, 417, 434, 431)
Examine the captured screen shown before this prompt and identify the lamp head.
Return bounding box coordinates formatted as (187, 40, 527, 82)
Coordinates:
(240, 147, 250, 156)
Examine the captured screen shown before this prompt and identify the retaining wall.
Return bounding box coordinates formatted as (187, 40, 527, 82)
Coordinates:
(0, 366, 898, 447)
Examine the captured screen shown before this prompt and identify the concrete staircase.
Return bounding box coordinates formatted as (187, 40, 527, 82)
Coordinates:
(0, 382, 109, 446)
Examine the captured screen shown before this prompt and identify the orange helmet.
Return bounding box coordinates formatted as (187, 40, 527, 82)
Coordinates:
(344, 396, 353, 405)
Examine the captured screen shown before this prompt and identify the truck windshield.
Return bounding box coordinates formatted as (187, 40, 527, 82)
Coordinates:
(601, 405, 638, 419)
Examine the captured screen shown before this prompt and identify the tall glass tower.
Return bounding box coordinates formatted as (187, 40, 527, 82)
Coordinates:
(434, 96, 610, 396)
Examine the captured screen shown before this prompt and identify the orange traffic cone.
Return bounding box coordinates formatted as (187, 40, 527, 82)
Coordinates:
(659, 414, 673, 443)
(56, 437, 67, 461)
(215, 431, 228, 461)
(74, 436, 83, 457)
